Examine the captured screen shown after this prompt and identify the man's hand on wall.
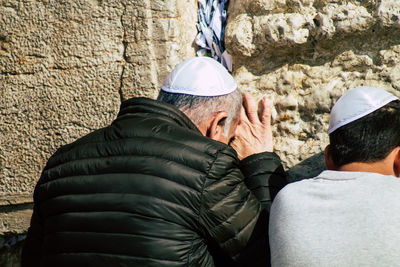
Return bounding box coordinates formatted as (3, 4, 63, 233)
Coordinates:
(231, 93, 274, 160)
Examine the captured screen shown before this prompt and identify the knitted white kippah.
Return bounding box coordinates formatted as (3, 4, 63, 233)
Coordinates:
(328, 86, 399, 134)
(161, 57, 237, 96)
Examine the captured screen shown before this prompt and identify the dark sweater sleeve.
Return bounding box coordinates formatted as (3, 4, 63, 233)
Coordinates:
(240, 152, 288, 211)
(199, 147, 263, 265)
(232, 152, 287, 267)
(199, 148, 287, 267)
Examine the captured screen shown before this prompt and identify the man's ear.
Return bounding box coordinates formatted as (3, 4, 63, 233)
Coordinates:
(324, 145, 337, 170)
(393, 147, 400, 177)
(207, 111, 228, 143)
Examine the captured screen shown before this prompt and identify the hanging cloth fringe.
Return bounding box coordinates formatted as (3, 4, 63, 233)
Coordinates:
(196, 0, 233, 72)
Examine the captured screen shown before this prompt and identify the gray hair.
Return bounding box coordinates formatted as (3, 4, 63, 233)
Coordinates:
(157, 89, 242, 136)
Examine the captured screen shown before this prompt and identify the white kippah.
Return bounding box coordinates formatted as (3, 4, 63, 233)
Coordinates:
(328, 86, 399, 134)
(161, 57, 237, 96)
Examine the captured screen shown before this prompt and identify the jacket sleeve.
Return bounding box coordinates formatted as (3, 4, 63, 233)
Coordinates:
(198, 147, 287, 266)
(237, 152, 288, 266)
(21, 203, 44, 267)
(240, 152, 288, 211)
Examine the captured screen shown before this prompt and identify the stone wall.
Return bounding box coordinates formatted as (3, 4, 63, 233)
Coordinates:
(226, 0, 400, 181)
(0, 0, 197, 264)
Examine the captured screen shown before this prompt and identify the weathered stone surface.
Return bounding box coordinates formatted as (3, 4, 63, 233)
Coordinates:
(0, 1, 198, 258)
(0, 0, 197, 196)
(1, 65, 122, 194)
(0, 194, 29, 266)
(120, 0, 198, 99)
(0, 205, 32, 235)
(1, 0, 124, 197)
(226, 0, 400, 180)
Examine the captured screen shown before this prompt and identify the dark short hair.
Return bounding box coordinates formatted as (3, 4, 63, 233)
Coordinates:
(157, 90, 242, 135)
(328, 100, 400, 167)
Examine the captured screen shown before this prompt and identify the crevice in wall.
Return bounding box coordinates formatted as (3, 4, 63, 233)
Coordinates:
(48, 62, 119, 71)
(0, 194, 32, 207)
(233, 25, 400, 75)
(119, 3, 128, 103)
(146, 0, 158, 93)
(0, 71, 35, 76)
(1, 62, 122, 76)
(0, 234, 26, 250)
(0, 203, 33, 213)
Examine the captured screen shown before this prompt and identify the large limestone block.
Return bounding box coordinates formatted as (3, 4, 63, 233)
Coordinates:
(1, 0, 124, 197)
(0, 0, 197, 195)
(0, 0, 197, 242)
(1, 65, 122, 194)
(227, 0, 400, 180)
(120, 0, 197, 99)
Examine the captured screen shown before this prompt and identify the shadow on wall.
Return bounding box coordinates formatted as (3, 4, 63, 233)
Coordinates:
(0, 235, 25, 267)
(287, 152, 326, 183)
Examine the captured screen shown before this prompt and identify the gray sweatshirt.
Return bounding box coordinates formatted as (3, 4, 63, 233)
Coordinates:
(269, 170, 400, 267)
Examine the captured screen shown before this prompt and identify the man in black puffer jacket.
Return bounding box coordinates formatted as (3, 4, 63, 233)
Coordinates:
(22, 57, 287, 267)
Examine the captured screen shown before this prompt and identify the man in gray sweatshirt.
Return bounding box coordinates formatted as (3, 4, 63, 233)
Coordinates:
(269, 86, 400, 267)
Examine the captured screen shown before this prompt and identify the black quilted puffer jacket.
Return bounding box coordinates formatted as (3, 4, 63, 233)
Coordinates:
(22, 97, 287, 267)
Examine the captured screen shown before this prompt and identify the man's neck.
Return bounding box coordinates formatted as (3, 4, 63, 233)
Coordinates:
(339, 160, 395, 176)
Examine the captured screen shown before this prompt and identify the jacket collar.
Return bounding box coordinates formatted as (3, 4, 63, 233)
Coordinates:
(116, 97, 201, 134)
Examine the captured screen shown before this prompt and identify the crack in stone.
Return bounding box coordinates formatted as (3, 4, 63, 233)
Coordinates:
(1, 61, 124, 76)
(49, 62, 122, 71)
(0, 203, 33, 212)
(119, 3, 128, 103)
(146, 0, 159, 94)
(0, 71, 35, 76)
